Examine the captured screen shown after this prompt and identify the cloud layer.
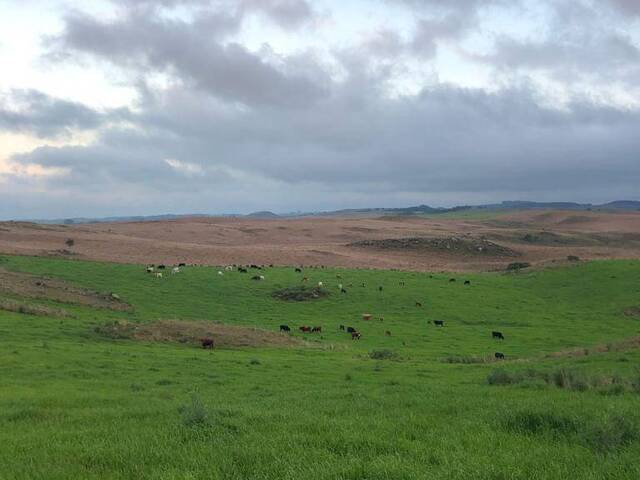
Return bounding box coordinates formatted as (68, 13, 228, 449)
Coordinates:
(2, 0, 640, 219)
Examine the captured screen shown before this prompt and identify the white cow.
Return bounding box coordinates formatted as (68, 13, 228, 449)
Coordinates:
(155, 272, 163, 278)
(318, 281, 323, 287)
(172, 267, 180, 274)
(218, 271, 224, 276)
(259, 275, 265, 280)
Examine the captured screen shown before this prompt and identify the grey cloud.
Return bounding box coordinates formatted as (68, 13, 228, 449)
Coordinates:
(11, 82, 640, 203)
(0, 89, 107, 138)
(49, 8, 328, 107)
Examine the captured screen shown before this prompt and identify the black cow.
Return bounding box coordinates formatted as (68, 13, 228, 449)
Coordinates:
(341, 288, 347, 294)
(415, 302, 422, 307)
(351, 331, 361, 340)
(238, 267, 248, 273)
(280, 325, 291, 332)
(492, 331, 505, 340)
(312, 326, 322, 333)
(378, 286, 383, 292)
(433, 320, 444, 327)
(385, 330, 391, 336)
(178, 263, 186, 267)
(495, 352, 505, 360)
(251, 275, 262, 281)
(399, 281, 405, 286)
(464, 280, 471, 285)
(157, 265, 166, 270)
(201, 338, 214, 349)
(295, 267, 302, 273)
(449, 278, 456, 282)
(346, 326, 356, 333)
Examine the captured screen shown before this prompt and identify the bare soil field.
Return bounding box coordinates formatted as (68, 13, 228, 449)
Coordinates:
(1, 209, 640, 272)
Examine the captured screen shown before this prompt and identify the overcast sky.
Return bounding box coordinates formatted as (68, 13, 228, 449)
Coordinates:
(1, 0, 639, 219)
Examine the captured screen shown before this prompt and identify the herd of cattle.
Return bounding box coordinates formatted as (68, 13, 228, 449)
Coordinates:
(145, 263, 507, 359)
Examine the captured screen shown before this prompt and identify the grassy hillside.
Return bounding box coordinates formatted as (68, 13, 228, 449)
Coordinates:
(1, 255, 639, 479)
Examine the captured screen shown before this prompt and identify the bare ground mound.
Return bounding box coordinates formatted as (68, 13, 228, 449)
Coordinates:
(95, 319, 307, 348)
(349, 236, 519, 257)
(623, 307, 640, 317)
(272, 286, 329, 301)
(0, 267, 132, 312)
(0, 299, 73, 318)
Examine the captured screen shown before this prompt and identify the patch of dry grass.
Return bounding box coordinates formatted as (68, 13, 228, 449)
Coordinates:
(95, 319, 308, 348)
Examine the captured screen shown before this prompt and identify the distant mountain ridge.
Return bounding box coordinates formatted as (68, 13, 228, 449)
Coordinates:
(18, 200, 640, 224)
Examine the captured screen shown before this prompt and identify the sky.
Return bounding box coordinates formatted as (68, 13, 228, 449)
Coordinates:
(0, 0, 639, 219)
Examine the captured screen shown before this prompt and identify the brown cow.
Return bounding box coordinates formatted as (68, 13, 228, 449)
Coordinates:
(299, 326, 312, 333)
(385, 330, 391, 336)
(351, 331, 361, 340)
(312, 326, 322, 333)
(201, 338, 214, 349)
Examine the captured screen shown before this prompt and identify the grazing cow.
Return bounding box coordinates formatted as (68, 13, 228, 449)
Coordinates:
(399, 281, 405, 286)
(449, 278, 456, 282)
(238, 267, 248, 273)
(279, 325, 291, 332)
(146, 267, 154, 273)
(495, 352, 505, 360)
(341, 288, 347, 294)
(251, 275, 263, 281)
(201, 338, 214, 349)
(379, 317, 384, 322)
(158, 265, 166, 270)
(433, 320, 444, 327)
(378, 286, 383, 292)
(225, 266, 234, 271)
(339, 325, 345, 331)
(155, 272, 163, 278)
(259, 275, 265, 280)
(318, 281, 323, 287)
(312, 326, 322, 333)
(295, 267, 303, 273)
(250, 264, 260, 269)
(172, 267, 180, 274)
(336, 274, 342, 279)
(415, 302, 422, 307)
(338, 283, 343, 290)
(351, 331, 361, 340)
(299, 326, 311, 333)
(302, 277, 309, 283)
(361, 283, 366, 288)
(492, 331, 505, 340)
(346, 327, 356, 333)
(218, 271, 224, 275)
(178, 263, 186, 267)
(464, 280, 471, 285)
(362, 314, 372, 321)
(385, 330, 391, 336)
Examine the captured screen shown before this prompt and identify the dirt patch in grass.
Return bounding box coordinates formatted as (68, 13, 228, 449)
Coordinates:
(95, 319, 307, 348)
(349, 236, 519, 257)
(272, 286, 329, 302)
(0, 267, 132, 312)
(0, 299, 73, 318)
(545, 336, 640, 359)
(623, 307, 640, 317)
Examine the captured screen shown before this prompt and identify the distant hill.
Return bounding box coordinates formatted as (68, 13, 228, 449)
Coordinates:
(18, 199, 640, 224)
(246, 211, 280, 219)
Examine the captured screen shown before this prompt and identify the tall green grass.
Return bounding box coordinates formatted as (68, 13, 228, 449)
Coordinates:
(1, 255, 639, 479)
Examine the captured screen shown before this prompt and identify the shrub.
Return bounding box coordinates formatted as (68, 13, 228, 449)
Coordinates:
(487, 369, 520, 385)
(506, 262, 531, 271)
(369, 349, 400, 361)
(249, 358, 261, 365)
(502, 411, 578, 436)
(178, 393, 209, 428)
(65, 238, 75, 247)
(583, 415, 639, 453)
